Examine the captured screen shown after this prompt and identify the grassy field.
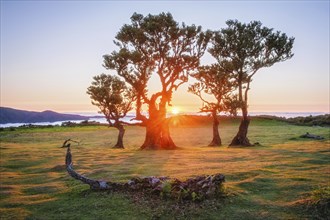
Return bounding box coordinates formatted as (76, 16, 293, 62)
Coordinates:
(0, 117, 329, 219)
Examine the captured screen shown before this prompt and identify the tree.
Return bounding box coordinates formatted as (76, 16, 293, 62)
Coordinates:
(209, 20, 294, 146)
(87, 74, 134, 148)
(189, 64, 239, 146)
(104, 12, 212, 150)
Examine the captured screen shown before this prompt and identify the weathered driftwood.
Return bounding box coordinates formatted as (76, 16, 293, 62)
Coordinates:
(300, 132, 325, 140)
(62, 140, 225, 200)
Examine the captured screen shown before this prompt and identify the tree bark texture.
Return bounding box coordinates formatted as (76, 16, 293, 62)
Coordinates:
(141, 121, 162, 150)
(140, 99, 177, 150)
(229, 117, 252, 146)
(140, 119, 177, 150)
(113, 124, 125, 149)
(208, 111, 221, 146)
(230, 75, 252, 146)
(63, 141, 111, 190)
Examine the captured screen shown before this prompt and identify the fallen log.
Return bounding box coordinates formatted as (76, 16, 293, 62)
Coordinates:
(300, 132, 325, 140)
(62, 140, 225, 200)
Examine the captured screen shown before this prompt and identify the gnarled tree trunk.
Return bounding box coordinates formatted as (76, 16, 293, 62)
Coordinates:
(140, 100, 162, 150)
(230, 77, 252, 147)
(140, 99, 177, 150)
(209, 111, 221, 146)
(230, 102, 252, 146)
(160, 119, 177, 149)
(229, 117, 251, 146)
(140, 118, 177, 150)
(141, 121, 162, 150)
(113, 124, 125, 149)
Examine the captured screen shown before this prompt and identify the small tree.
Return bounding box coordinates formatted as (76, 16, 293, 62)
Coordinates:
(104, 12, 211, 150)
(189, 65, 239, 146)
(87, 74, 134, 148)
(209, 20, 294, 146)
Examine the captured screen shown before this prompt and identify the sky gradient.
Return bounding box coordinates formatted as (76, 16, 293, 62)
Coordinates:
(1, 1, 329, 114)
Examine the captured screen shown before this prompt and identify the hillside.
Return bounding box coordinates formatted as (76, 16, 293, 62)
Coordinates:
(0, 107, 89, 124)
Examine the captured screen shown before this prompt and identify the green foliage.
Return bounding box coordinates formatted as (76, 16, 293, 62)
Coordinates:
(287, 114, 330, 127)
(257, 114, 330, 127)
(210, 20, 295, 77)
(209, 20, 295, 116)
(160, 180, 172, 198)
(178, 188, 190, 200)
(103, 12, 212, 119)
(189, 64, 240, 116)
(191, 191, 199, 201)
(86, 73, 134, 126)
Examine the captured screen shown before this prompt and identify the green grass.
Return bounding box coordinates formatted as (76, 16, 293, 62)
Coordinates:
(0, 118, 329, 219)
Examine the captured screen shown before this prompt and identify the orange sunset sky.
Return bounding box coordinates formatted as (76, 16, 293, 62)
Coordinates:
(1, 1, 329, 114)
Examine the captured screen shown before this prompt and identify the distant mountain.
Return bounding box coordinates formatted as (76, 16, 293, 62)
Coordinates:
(0, 107, 90, 124)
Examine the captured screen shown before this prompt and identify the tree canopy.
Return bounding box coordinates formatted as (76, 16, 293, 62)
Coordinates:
(104, 12, 212, 113)
(188, 64, 239, 146)
(189, 64, 239, 116)
(209, 20, 294, 146)
(87, 74, 134, 125)
(210, 20, 294, 105)
(103, 12, 212, 149)
(86, 74, 134, 148)
(90, 14, 294, 149)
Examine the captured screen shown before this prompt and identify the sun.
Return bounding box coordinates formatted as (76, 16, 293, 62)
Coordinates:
(171, 107, 180, 115)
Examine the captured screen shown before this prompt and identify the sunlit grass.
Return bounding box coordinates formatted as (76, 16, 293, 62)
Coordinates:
(0, 118, 329, 219)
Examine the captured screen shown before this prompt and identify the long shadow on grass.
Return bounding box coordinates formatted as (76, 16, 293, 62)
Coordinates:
(269, 148, 330, 166)
(66, 143, 175, 184)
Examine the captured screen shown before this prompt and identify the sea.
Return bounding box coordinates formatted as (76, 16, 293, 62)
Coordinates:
(0, 111, 327, 128)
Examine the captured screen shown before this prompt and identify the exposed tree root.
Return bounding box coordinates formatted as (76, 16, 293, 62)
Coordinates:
(62, 139, 225, 200)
